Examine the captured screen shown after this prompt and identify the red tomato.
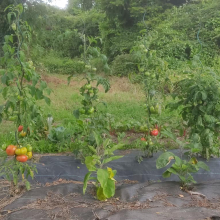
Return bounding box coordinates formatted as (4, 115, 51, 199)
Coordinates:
(150, 129, 159, 136)
(141, 137, 146, 141)
(6, 145, 17, 156)
(18, 125, 23, 132)
(16, 155, 28, 162)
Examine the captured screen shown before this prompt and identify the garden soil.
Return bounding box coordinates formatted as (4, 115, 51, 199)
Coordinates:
(1, 150, 220, 220)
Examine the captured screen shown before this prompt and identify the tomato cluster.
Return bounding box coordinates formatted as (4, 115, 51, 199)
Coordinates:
(78, 83, 99, 116)
(18, 125, 28, 138)
(144, 103, 161, 115)
(3, 143, 33, 162)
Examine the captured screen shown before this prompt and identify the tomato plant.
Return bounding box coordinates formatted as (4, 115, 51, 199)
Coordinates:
(129, 34, 168, 159)
(157, 151, 209, 189)
(168, 73, 220, 159)
(0, 144, 36, 191)
(0, 3, 42, 191)
(0, 4, 51, 137)
(83, 132, 123, 200)
(156, 129, 210, 188)
(68, 33, 112, 160)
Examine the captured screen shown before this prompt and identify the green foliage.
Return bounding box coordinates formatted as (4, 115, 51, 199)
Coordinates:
(83, 132, 123, 200)
(100, 25, 138, 61)
(0, 3, 50, 190)
(43, 54, 85, 74)
(71, 72, 111, 160)
(111, 54, 137, 77)
(96, 0, 172, 27)
(5, 0, 218, 77)
(145, 1, 220, 67)
(68, 0, 95, 12)
(169, 73, 220, 159)
(0, 4, 51, 133)
(73, 73, 110, 118)
(25, 3, 104, 59)
(156, 151, 209, 188)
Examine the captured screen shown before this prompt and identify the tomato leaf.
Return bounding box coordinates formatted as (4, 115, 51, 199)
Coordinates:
(83, 172, 92, 195)
(103, 156, 123, 165)
(25, 181, 31, 191)
(162, 170, 171, 178)
(156, 152, 175, 169)
(97, 187, 107, 201)
(197, 161, 209, 171)
(85, 156, 97, 171)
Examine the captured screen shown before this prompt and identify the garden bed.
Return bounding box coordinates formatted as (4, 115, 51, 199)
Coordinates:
(1, 150, 220, 220)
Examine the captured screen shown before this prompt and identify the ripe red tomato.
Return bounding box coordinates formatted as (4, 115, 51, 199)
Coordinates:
(150, 129, 159, 136)
(6, 145, 17, 156)
(141, 137, 146, 141)
(16, 155, 28, 162)
(18, 125, 23, 132)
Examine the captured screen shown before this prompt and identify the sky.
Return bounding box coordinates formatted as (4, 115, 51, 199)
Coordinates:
(42, 0, 68, 9)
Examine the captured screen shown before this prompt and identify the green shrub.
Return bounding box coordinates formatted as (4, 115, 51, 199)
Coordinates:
(42, 55, 85, 74)
(111, 53, 137, 76)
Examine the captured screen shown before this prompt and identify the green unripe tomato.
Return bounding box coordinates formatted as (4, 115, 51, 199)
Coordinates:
(17, 95, 24, 101)
(155, 104, 160, 114)
(151, 74, 156, 79)
(139, 44, 145, 50)
(88, 107, 95, 114)
(149, 141, 153, 146)
(28, 61, 33, 66)
(140, 126, 148, 132)
(150, 106, 155, 114)
(85, 65, 91, 70)
(92, 68, 97, 72)
(26, 144, 33, 152)
(144, 49, 148, 53)
(11, 23, 16, 31)
(1, 144, 7, 151)
(85, 84, 92, 90)
(78, 61, 84, 65)
(140, 68, 145, 72)
(145, 72, 150, 76)
(79, 108, 86, 114)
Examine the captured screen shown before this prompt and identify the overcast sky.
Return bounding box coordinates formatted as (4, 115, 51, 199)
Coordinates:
(42, 0, 68, 9)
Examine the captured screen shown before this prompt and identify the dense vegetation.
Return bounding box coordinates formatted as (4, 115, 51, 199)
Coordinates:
(1, 0, 220, 75)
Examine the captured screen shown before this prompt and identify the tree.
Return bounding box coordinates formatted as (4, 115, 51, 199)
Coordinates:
(68, 0, 95, 12)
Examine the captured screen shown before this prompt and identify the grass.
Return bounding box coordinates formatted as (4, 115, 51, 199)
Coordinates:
(39, 73, 146, 124)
